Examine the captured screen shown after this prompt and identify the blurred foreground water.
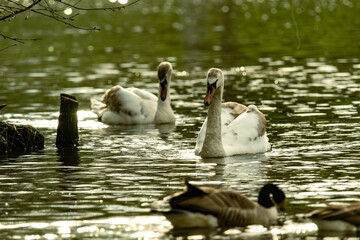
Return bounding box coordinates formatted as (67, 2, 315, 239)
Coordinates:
(1, 0, 360, 239)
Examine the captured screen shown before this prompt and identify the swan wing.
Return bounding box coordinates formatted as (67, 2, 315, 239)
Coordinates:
(222, 104, 270, 154)
(195, 119, 207, 155)
(223, 104, 266, 140)
(223, 106, 270, 154)
(98, 85, 157, 124)
(128, 87, 158, 102)
(195, 103, 248, 156)
(195, 102, 270, 156)
(90, 98, 107, 118)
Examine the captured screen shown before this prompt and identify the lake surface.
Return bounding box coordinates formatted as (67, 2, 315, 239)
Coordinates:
(1, 0, 360, 239)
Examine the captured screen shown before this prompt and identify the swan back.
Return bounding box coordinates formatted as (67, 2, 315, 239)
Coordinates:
(195, 68, 271, 157)
(91, 62, 175, 125)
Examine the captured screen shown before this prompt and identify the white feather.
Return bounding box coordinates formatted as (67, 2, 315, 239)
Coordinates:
(91, 86, 158, 125)
(195, 68, 271, 157)
(91, 62, 175, 125)
(195, 106, 271, 156)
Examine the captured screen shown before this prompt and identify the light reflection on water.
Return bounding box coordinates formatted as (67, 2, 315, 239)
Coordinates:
(1, 0, 360, 238)
(1, 57, 359, 238)
(0, 216, 321, 239)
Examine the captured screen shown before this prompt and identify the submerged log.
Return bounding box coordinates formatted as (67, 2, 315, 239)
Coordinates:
(56, 94, 79, 147)
(0, 122, 45, 156)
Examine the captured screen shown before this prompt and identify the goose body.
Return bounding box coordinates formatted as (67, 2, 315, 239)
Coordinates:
(158, 181, 286, 228)
(307, 202, 360, 232)
(195, 68, 271, 158)
(91, 62, 175, 125)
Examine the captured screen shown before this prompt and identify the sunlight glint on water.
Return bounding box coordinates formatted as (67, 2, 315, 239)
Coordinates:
(1, 0, 360, 239)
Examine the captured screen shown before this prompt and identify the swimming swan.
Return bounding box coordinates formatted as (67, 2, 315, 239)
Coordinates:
(157, 180, 286, 228)
(195, 68, 271, 158)
(91, 62, 175, 125)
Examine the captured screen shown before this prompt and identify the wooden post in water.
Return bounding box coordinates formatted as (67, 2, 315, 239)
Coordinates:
(56, 94, 79, 147)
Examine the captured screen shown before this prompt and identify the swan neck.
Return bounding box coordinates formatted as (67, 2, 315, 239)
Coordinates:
(157, 81, 171, 105)
(200, 87, 225, 157)
(155, 79, 175, 124)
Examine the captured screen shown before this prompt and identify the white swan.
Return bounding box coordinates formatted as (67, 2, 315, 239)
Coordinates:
(195, 68, 271, 158)
(91, 62, 175, 125)
(155, 180, 286, 228)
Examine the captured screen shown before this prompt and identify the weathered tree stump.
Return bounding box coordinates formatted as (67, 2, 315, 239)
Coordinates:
(56, 94, 79, 147)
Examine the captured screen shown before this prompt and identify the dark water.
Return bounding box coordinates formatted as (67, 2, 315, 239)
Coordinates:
(1, 0, 360, 239)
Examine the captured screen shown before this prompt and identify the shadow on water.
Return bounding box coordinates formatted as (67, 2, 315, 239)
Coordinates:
(155, 122, 176, 139)
(97, 123, 176, 137)
(57, 146, 80, 166)
(201, 154, 268, 187)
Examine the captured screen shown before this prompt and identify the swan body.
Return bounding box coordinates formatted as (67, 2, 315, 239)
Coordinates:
(195, 68, 271, 157)
(91, 62, 175, 125)
(307, 202, 360, 232)
(156, 181, 286, 228)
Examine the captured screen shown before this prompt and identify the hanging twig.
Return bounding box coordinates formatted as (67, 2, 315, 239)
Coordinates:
(54, 0, 141, 11)
(0, 0, 141, 50)
(0, 0, 42, 21)
(30, 8, 100, 31)
(0, 33, 40, 43)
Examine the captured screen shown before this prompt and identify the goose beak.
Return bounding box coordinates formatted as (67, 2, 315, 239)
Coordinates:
(204, 85, 216, 106)
(276, 199, 286, 212)
(160, 79, 168, 101)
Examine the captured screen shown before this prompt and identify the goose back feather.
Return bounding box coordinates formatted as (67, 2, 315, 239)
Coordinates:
(308, 202, 360, 232)
(160, 181, 285, 228)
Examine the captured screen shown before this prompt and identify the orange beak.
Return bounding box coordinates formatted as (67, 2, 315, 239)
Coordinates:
(204, 85, 216, 106)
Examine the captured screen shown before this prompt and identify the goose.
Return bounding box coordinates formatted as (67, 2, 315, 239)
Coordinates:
(307, 202, 360, 232)
(195, 68, 271, 158)
(157, 180, 286, 228)
(91, 62, 175, 125)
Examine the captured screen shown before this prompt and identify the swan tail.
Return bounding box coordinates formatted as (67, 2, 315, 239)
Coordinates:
(90, 98, 107, 121)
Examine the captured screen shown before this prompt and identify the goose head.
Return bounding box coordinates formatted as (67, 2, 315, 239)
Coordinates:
(157, 62, 173, 101)
(258, 184, 286, 211)
(204, 68, 224, 106)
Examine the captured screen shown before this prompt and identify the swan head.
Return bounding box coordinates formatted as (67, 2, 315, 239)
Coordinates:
(157, 62, 173, 101)
(204, 68, 224, 106)
(258, 184, 286, 211)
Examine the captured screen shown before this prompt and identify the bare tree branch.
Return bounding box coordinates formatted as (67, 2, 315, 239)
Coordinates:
(0, 0, 42, 21)
(0, 33, 40, 43)
(30, 8, 99, 31)
(0, 43, 17, 52)
(55, 0, 141, 11)
(0, 0, 141, 51)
